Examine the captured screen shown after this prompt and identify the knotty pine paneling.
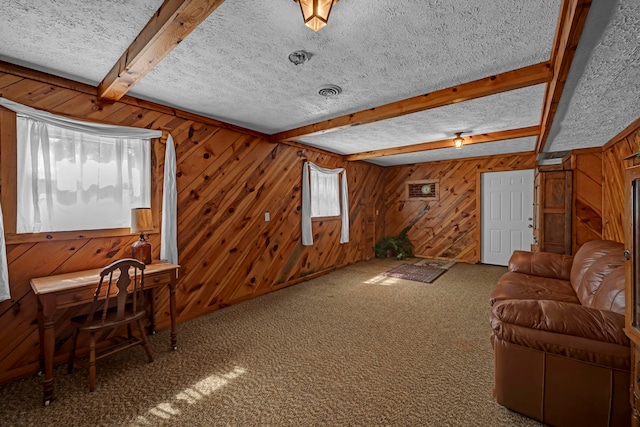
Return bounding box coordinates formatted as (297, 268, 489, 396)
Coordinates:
(383, 153, 535, 263)
(602, 126, 640, 242)
(0, 68, 386, 382)
(572, 150, 603, 252)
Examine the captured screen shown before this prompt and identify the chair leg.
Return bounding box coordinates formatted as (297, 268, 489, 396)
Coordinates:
(67, 326, 79, 374)
(88, 332, 96, 392)
(136, 319, 154, 363)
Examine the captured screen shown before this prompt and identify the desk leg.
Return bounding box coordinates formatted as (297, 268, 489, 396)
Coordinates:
(169, 281, 177, 350)
(148, 288, 156, 335)
(41, 298, 56, 406)
(37, 300, 45, 374)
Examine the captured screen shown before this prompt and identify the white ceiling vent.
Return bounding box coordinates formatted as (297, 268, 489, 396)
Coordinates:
(317, 84, 342, 97)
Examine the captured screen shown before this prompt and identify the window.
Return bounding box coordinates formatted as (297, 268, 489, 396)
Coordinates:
(301, 161, 349, 245)
(309, 168, 341, 218)
(16, 116, 151, 233)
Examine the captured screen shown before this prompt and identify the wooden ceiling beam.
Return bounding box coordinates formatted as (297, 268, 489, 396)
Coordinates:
(535, 0, 592, 155)
(345, 126, 540, 161)
(271, 62, 552, 143)
(98, 0, 225, 102)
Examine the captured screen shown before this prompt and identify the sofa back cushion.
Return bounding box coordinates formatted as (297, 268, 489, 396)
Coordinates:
(508, 250, 573, 280)
(570, 240, 625, 310)
(591, 267, 625, 314)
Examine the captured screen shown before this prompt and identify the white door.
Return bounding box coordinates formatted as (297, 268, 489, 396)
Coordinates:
(481, 169, 534, 266)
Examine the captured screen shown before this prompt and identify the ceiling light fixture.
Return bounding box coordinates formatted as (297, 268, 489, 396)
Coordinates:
(453, 132, 464, 149)
(294, 0, 340, 32)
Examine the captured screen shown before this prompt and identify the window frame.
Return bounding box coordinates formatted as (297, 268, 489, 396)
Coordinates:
(0, 107, 164, 245)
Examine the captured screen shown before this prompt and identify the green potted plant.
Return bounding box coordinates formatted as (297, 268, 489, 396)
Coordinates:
(374, 226, 414, 260)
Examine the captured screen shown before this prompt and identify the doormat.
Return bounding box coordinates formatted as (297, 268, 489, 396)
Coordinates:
(414, 258, 456, 270)
(382, 264, 447, 284)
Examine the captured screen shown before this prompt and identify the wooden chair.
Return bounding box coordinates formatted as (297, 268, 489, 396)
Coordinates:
(67, 258, 153, 391)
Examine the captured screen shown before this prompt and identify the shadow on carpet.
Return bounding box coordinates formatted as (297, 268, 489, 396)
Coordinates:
(382, 263, 448, 283)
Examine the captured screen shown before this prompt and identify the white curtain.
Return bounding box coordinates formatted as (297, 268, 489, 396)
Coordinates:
(301, 161, 349, 245)
(0, 203, 9, 302)
(16, 116, 151, 232)
(310, 170, 341, 217)
(161, 134, 178, 264)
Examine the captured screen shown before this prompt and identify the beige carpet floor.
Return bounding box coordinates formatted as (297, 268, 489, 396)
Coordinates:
(0, 259, 544, 426)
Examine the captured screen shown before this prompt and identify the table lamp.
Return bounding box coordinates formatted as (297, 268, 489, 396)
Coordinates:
(131, 208, 153, 264)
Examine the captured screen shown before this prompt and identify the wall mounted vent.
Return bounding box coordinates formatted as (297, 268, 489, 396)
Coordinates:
(406, 180, 439, 201)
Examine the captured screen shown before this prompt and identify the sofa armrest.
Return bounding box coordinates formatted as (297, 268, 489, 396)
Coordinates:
(491, 299, 628, 346)
(508, 250, 573, 281)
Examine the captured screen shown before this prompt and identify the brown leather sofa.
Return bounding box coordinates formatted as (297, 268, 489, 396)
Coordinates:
(489, 240, 630, 427)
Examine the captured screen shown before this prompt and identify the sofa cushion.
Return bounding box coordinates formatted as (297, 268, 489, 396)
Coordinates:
(490, 271, 579, 306)
(570, 240, 625, 295)
(508, 250, 573, 281)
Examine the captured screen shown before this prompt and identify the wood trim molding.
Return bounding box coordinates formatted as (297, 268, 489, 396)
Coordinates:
(381, 151, 536, 172)
(279, 139, 346, 160)
(0, 61, 97, 95)
(0, 106, 17, 234)
(567, 146, 601, 156)
(535, 0, 592, 155)
(4, 228, 146, 245)
(346, 126, 540, 161)
(271, 62, 552, 143)
(602, 116, 640, 151)
(98, 0, 226, 102)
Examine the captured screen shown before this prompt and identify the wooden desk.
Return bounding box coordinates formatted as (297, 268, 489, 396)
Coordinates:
(30, 261, 180, 405)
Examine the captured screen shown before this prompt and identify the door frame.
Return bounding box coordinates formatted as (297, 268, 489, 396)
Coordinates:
(475, 167, 534, 264)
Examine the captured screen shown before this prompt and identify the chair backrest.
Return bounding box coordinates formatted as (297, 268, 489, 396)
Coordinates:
(86, 259, 146, 326)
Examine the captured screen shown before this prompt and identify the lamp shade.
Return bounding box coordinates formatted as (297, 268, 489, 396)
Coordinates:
(131, 208, 153, 233)
(296, 0, 338, 32)
(453, 133, 464, 149)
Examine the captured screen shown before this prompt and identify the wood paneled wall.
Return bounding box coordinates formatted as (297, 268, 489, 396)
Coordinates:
(571, 149, 603, 252)
(0, 67, 386, 382)
(602, 120, 640, 242)
(383, 152, 536, 263)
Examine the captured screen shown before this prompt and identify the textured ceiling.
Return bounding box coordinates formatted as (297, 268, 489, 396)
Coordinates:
(0, 0, 162, 85)
(545, 0, 640, 153)
(299, 84, 546, 155)
(130, 0, 559, 134)
(0, 0, 638, 166)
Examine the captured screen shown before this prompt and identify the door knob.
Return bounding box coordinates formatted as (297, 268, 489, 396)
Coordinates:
(625, 249, 631, 260)
(528, 225, 533, 228)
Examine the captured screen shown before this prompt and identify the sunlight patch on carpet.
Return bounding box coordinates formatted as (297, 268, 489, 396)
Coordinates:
(364, 275, 404, 286)
(131, 367, 246, 426)
(382, 264, 447, 284)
